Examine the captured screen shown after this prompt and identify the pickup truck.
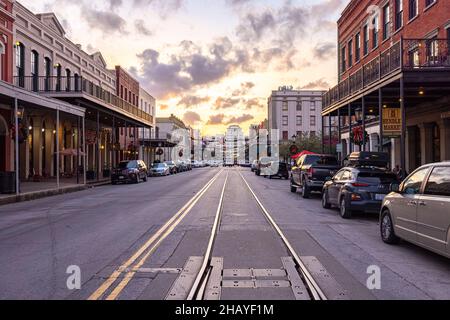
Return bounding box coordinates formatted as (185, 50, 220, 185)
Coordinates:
(290, 154, 341, 198)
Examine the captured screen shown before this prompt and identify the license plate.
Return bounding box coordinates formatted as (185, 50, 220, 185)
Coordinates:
(119, 176, 124, 180)
(375, 194, 385, 201)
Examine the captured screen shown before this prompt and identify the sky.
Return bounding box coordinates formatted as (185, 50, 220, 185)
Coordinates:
(19, 0, 347, 136)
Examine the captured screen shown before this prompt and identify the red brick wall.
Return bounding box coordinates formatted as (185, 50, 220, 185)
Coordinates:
(115, 66, 140, 107)
(0, 0, 14, 83)
(338, 0, 450, 81)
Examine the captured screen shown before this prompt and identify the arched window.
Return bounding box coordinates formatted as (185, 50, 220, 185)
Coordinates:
(44, 57, 52, 91)
(15, 42, 25, 87)
(55, 64, 62, 91)
(65, 69, 71, 91)
(31, 50, 39, 91)
(74, 73, 80, 92)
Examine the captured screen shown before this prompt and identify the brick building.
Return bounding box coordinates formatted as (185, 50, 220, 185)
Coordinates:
(322, 0, 450, 171)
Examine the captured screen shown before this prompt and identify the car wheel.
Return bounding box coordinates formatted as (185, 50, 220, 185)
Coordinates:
(301, 181, 310, 199)
(322, 190, 331, 209)
(380, 210, 400, 244)
(339, 197, 352, 219)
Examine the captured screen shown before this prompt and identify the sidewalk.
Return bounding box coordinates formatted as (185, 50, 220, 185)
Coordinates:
(0, 179, 111, 206)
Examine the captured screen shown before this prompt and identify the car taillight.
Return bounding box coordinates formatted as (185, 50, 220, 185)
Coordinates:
(351, 182, 369, 187)
(308, 168, 315, 176)
(351, 193, 362, 201)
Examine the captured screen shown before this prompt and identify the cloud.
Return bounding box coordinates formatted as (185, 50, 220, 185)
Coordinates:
(300, 78, 330, 90)
(159, 104, 169, 110)
(232, 81, 255, 96)
(206, 114, 226, 125)
(183, 111, 202, 125)
(108, 0, 123, 10)
(313, 42, 336, 60)
(131, 0, 185, 18)
(214, 97, 241, 110)
(134, 19, 153, 36)
(81, 5, 127, 34)
(243, 98, 264, 110)
(226, 114, 254, 125)
(177, 95, 211, 107)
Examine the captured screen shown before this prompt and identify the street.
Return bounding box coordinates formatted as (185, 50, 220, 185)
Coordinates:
(0, 167, 448, 300)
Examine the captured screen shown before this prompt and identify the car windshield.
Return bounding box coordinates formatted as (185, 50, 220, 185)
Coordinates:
(305, 156, 338, 165)
(357, 172, 398, 184)
(165, 162, 174, 165)
(152, 163, 165, 168)
(279, 163, 287, 169)
(118, 161, 135, 169)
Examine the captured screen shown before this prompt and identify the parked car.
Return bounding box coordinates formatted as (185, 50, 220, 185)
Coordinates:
(192, 160, 201, 168)
(165, 161, 178, 174)
(255, 157, 273, 176)
(291, 154, 340, 198)
(268, 162, 290, 179)
(175, 161, 186, 172)
(111, 160, 148, 184)
(380, 162, 450, 258)
(251, 160, 258, 172)
(150, 163, 170, 176)
(322, 166, 399, 219)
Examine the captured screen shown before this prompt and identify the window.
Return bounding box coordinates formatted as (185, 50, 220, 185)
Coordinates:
(372, 15, 379, 48)
(0, 42, 4, 80)
(282, 100, 288, 111)
(66, 69, 71, 91)
(395, 0, 403, 31)
(341, 45, 346, 72)
(296, 116, 302, 126)
(383, 5, 391, 40)
(402, 168, 429, 195)
(44, 57, 51, 91)
(310, 101, 316, 112)
(447, 28, 450, 52)
(427, 37, 439, 65)
(355, 33, 361, 62)
(31, 51, 39, 91)
(424, 167, 450, 196)
(282, 116, 288, 126)
(310, 131, 316, 137)
(409, 0, 418, 20)
(348, 39, 353, 67)
(363, 25, 369, 56)
(310, 116, 316, 126)
(15, 43, 25, 87)
(409, 48, 420, 67)
(296, 101, 302, 111)
(55, 64, 62, 92)
(425, 0, 436, 8)
(282, 131, 289, 140)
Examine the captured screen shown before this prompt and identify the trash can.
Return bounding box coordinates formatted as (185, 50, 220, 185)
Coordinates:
(0, 172, 16, 194)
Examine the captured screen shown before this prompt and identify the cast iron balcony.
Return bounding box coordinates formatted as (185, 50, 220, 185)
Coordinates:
(12, 75, 154, 124)
(323, 38, 450, 112)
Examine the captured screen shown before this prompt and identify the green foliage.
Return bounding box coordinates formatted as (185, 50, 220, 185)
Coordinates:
(279, 132, 324, 160)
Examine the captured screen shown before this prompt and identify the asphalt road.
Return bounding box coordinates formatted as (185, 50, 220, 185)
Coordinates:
(0, 167, 449, 300)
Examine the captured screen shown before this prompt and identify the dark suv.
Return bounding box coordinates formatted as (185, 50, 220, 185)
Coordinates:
(111, 160, 148, 184)
(268, 162, 290, 179)
(322, 153, 399, 219)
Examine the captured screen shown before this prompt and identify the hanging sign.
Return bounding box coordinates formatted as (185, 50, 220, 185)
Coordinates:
(382, 108, 402, 138)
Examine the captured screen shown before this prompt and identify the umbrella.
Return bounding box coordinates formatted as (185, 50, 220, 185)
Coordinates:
(56, 149, 86, 156)
(291, 150, 317, 160)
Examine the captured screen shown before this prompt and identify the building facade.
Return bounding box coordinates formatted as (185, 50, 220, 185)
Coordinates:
(0, 1, 154, 195)
(322, 0, 450, 171)
(138, 87, 156, 166)
(268, 88, 325, 141)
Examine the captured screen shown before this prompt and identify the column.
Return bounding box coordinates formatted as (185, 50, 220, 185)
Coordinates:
(378, 88, 383, 152)
(439, 118, 450, 161)
(96, 110, 100, 181)
(348, 103, 353, 153)
(406, 126, 418, 172)
(14, 98, 20, 195)
(418, 123, 434, 165)
(31, 116, 42, 176)
(362, 96, 366, 151)
(400, 78, 406, 173)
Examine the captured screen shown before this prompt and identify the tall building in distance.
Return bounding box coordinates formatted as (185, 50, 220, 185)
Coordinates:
(268, 87, 325, 141)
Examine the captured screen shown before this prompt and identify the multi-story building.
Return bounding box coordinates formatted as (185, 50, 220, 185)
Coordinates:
(0, 0, 14, 176)
(0, 1, 154, 195)
(152, 115, 188, 162)
(322, 0, 450, 171)
(225, 125, 245, 165)
(268, 87, 325, 141)
(139, 87, 156, 166)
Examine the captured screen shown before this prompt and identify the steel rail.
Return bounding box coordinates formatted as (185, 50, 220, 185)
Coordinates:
(238, 170, 328, 301)
(88, 169, 224, 300)
(187, 172, 229, 300)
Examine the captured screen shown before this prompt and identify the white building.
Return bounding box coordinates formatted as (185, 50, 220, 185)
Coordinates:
(139, 87, 156, 139)
(268, 88, 325, 141)
(225, 125, 245, 165)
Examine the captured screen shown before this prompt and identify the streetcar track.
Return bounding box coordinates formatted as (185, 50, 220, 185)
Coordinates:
(87, 169, 224, 300)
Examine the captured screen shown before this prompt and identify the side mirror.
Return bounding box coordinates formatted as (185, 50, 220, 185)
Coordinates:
(325, 176, 332, 182)
(390, 183, 400, 193)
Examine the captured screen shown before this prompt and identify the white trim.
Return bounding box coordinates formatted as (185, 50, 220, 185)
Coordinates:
(0, 113, 9, 136)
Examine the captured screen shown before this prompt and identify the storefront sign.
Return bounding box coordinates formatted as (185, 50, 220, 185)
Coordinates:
(382, 108, 402, 137)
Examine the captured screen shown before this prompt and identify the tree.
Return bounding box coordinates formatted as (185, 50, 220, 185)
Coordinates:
(279, 132, 324, 161)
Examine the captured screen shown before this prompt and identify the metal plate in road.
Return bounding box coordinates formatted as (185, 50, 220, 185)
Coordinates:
(222, 280, 291, 288)
(165, 257, 203, 300)
(203, 257, 223, 300)
(281, 257, 310, 300)
(301, 256, 348, 300)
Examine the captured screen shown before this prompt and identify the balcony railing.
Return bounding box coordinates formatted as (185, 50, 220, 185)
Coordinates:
(13, 76, 154, 124)
(323, 38, 450, 111)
